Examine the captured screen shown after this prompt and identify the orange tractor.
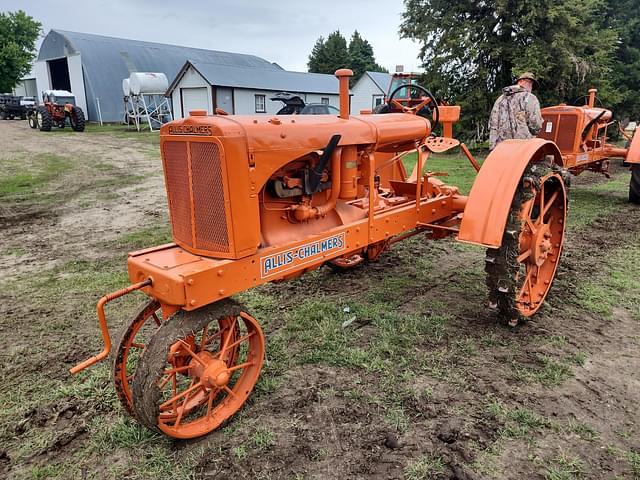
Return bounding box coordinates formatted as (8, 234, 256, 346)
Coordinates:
(537, 89, 640, 203)
(71, 70, 639, 440)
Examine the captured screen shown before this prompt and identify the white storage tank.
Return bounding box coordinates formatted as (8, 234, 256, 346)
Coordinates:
(128, 72, 169, 95)
(122, 78, 130, 96)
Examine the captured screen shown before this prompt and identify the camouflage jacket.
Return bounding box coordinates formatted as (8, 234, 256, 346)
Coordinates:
(489, 85, 543, 150)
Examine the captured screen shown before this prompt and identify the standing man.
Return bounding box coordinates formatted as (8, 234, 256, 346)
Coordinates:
(489, 72, 543, 150)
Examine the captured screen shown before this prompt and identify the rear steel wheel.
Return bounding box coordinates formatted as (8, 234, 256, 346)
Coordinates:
(486, 162, 568, 324)
(131, 300, 264, 439)
(630, 164, 640, 204)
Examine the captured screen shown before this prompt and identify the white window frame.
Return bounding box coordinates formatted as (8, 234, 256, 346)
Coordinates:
(321, 97, 330, 105)
(255, 94, 266, 113)
(373, 95, 385, 108)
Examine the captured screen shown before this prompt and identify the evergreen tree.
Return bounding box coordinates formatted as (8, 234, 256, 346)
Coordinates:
(308, 37, 330, 73)
(308, 30, 387, 81)
(308, 31, 349, 74)
(348, 31, 388, 84)
(0, 11, 41, 93)
(400, 0, 618, 141)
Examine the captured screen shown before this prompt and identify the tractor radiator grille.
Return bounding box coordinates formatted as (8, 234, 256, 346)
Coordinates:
(190, 142, 229, 252)
(556, 115, 578, 152)
(540, 113, 578, 153)
(163, 142, 192, 245)
(162, 141, 230, 254)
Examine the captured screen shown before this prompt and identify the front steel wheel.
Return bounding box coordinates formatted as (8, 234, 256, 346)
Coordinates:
(113, 300, 164, 414)
(486, 162, 568, 324)
(131, 300, 264, 439)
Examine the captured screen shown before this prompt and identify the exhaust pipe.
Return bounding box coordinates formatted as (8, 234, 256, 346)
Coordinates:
(335, 69, 353, 119)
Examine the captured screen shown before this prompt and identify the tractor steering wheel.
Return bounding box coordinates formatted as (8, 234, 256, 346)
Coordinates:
(386, 83, 440, 126)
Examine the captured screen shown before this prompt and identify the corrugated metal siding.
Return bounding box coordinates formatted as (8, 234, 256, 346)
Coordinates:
(37, 30, 281, 122)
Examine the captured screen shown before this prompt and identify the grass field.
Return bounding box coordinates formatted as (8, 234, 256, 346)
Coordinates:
(0, 120, 638, 479)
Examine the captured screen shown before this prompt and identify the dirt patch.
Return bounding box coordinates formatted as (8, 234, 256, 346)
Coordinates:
(0, 121, 167, 281)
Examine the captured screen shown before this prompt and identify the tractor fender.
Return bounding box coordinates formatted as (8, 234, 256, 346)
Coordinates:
(626, 127, 640, 165)
(457, 138, 563, 248)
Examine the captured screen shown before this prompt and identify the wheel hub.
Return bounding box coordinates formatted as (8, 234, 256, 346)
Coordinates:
(530, 223, 553, 267)
(190, 351, 230, 388)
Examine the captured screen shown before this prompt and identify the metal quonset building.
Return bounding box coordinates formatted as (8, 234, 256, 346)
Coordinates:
(34, 29, 284, 122)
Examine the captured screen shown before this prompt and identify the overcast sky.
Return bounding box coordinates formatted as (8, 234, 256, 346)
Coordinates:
(3, 0, 425, 73)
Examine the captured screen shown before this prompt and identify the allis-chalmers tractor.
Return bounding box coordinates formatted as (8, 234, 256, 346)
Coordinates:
(538, 89, 640, 203)
(30, 90, 85, 132)
(71, 70, 639, 440)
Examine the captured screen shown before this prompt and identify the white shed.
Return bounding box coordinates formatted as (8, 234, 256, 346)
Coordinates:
(168, 61, 340, 118)
(351, 71, 392, 114)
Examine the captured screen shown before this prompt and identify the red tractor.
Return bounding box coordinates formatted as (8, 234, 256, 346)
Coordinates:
(31, 90, 85, 132)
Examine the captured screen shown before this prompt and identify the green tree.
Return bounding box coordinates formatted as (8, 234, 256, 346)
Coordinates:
(308, 30, 387, 82)
(348, 30, 388, 84)
(400, 0, 618, 142)
(308, 31, 350, 74)
(308, 36, 330, 73)
(606, 0, 640, 121)
(0, 10, 41, 93)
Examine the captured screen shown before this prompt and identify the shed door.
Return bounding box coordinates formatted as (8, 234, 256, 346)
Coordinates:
(181, 87, 209, 117)
(216, 87, 234, 114)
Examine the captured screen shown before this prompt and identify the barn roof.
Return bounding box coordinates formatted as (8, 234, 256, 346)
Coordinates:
(37, 29, 282, 121)
(168, 61, 339, 95)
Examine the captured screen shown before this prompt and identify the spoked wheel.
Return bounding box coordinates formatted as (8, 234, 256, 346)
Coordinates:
(113, 300, 164, 414)
(132, 300, 264, 439)
(486, 162, 568, 325)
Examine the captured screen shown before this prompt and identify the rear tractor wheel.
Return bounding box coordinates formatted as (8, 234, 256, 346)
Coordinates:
(630, 165, 640, 204)
(485, 162, 568, 325)
(69, 106, 86, 132)
(131, 300, 264, 439)
(28, 113, 38, 129)
(36, 106, 52, 131)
